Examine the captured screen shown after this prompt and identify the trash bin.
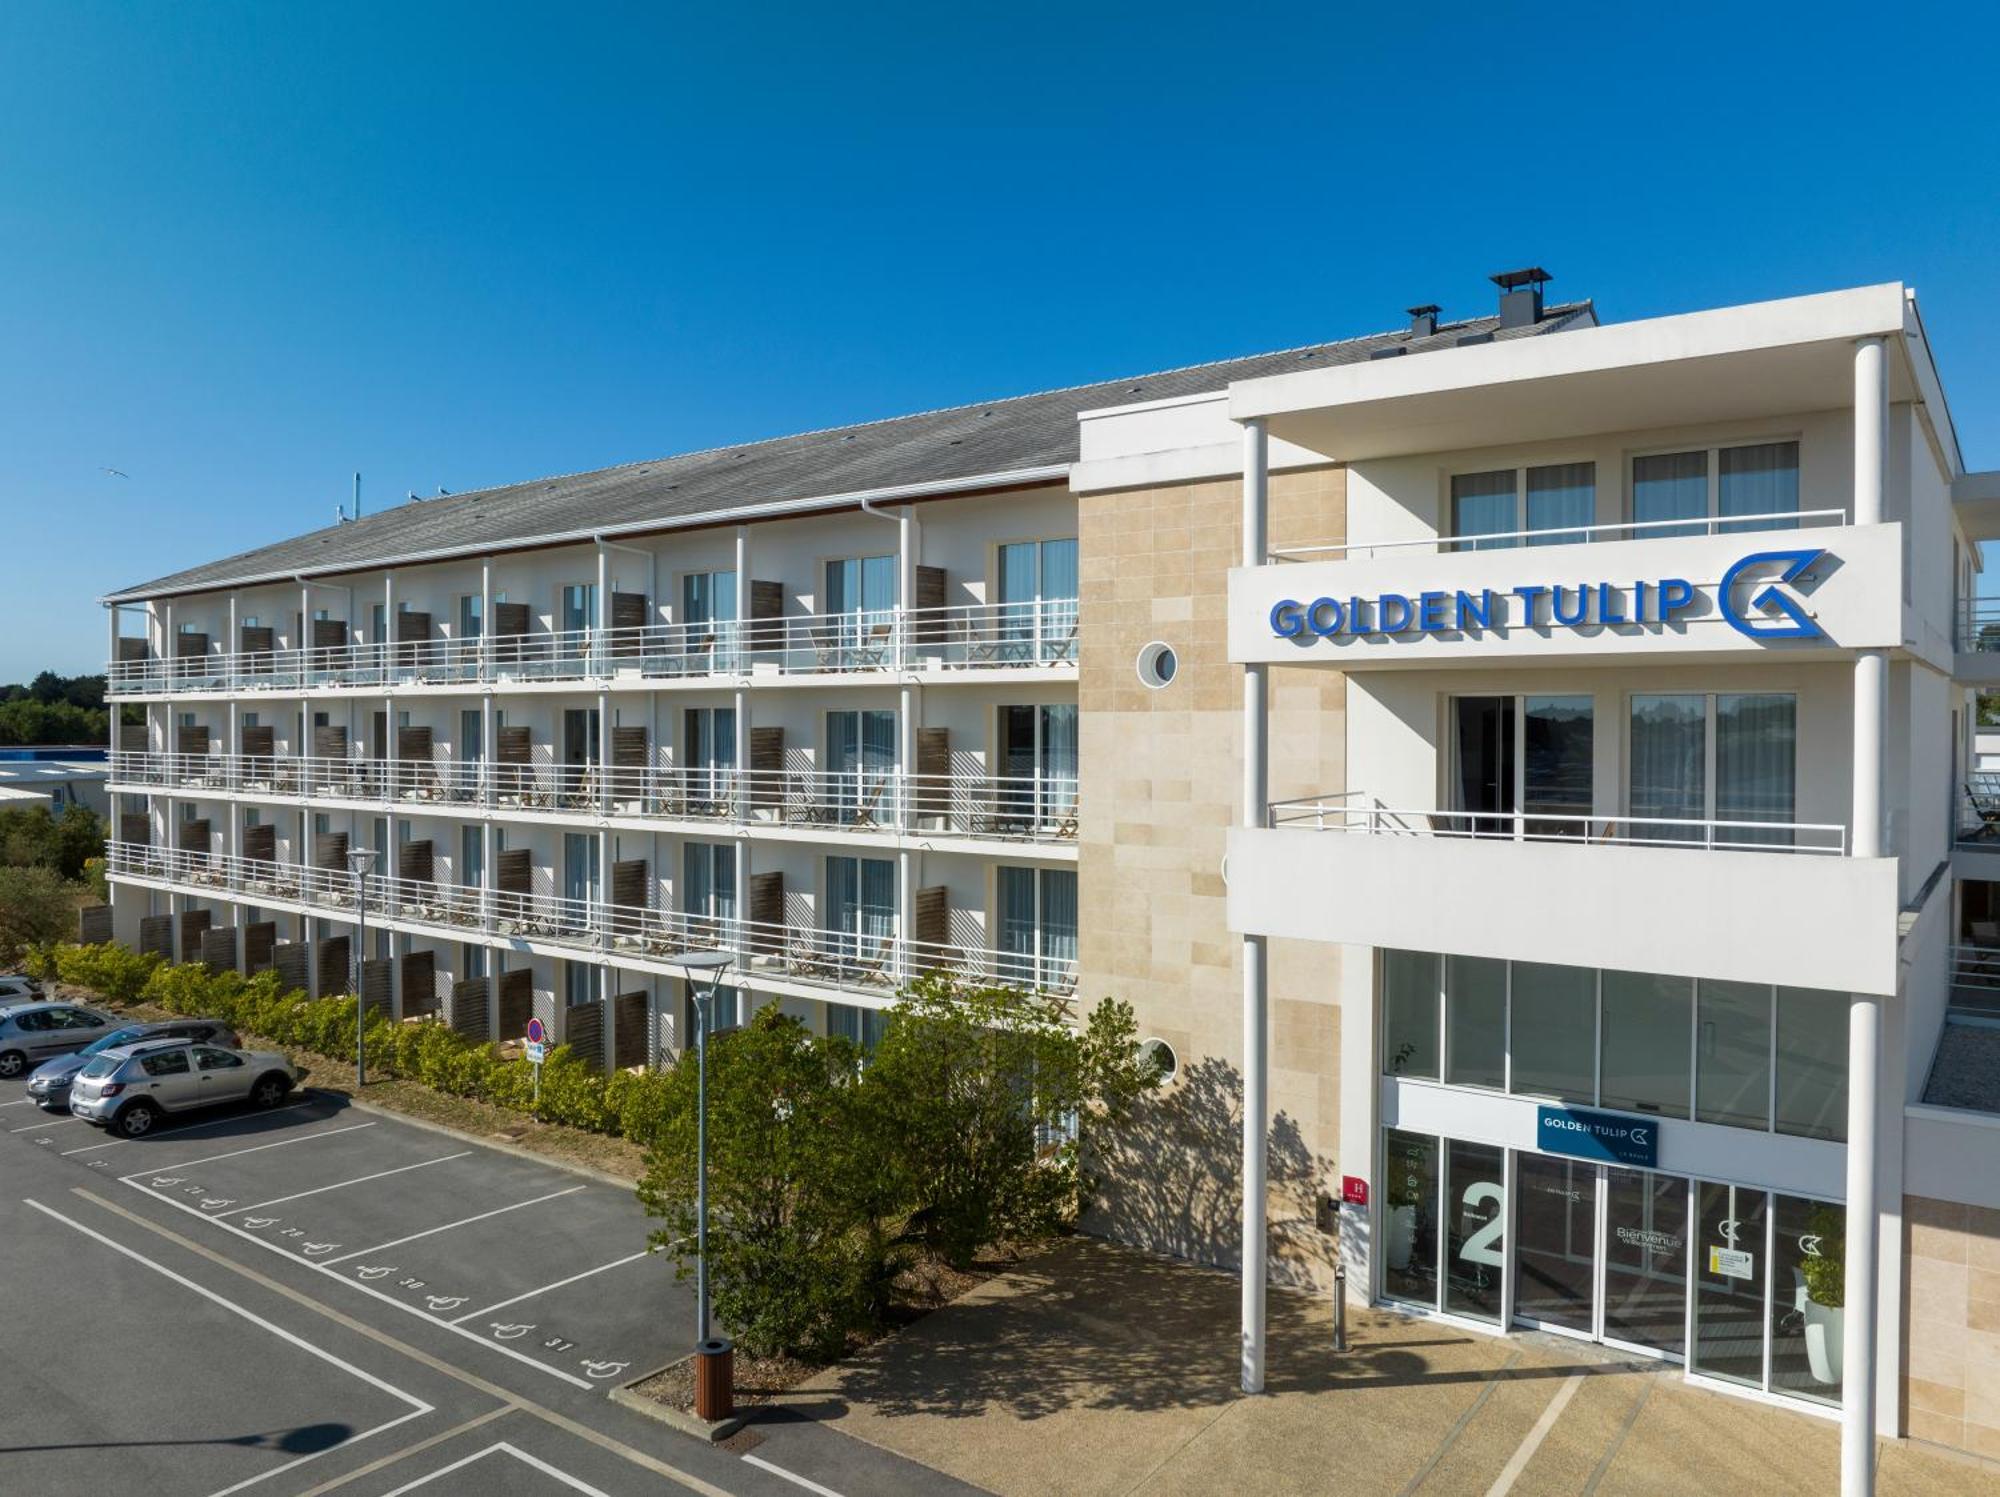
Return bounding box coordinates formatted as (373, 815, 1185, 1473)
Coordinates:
(694, 1336, 734, 1422)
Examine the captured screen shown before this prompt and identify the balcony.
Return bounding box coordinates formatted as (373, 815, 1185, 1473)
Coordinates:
(105, 841, 1076, 1001)
(1226, 794, 1899, 994)
(1227, 516, 1902, 669)
(108, 752, 1078, 849)
(105, 600, 1081, 697)
(1955, 600, 2000, 687)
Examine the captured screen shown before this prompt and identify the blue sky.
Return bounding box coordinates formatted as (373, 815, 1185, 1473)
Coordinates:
(1, 0, 1996, 680)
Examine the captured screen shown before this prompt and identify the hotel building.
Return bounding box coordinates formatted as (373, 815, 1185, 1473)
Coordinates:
(98, 274, 2000, 1473)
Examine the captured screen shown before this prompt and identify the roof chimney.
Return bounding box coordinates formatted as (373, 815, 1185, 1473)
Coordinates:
(1407, 304, 1440, 339)
(1490, 267, 1550, 330)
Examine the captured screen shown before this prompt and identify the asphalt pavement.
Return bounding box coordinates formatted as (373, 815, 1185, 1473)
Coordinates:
(0, 1080, 986, 1497)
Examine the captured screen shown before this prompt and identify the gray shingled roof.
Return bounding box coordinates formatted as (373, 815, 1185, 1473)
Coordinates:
(109, 301, 1594, 601)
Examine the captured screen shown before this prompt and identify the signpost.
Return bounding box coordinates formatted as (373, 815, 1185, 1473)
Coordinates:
(525, 1018, 547, 1107)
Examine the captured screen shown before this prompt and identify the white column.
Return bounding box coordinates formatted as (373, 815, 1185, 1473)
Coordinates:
(595, 544, 610, 675)
(227, 596, 238, 691)
(734, 524, 750, 669)
(734, 523, 752, 952)
(1240, 416, 1270, 1396)
(598, 689, 612, 816)
(1842, 994, 1881, 1496)
(1852, 336, 1888, 861)
(480, 558, 493, 681)
(105, 604, 116, 683)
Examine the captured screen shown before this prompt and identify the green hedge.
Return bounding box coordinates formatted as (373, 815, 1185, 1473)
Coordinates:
(26, 942, 674, 1143)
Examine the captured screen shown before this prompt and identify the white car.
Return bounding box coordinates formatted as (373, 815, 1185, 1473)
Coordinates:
(69, 1039, 305, 1138)
(0, 975, 39, 1002)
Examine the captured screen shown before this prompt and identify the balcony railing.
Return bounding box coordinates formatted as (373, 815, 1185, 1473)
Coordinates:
(109, 752, 1078, 845)
(1959, 600, 2000, 654)
(1269, 508, 1845, 563)
(106, 599, 1081, 696)
(1267, 793, 1848, 855)
(105, 841, 1077, 997)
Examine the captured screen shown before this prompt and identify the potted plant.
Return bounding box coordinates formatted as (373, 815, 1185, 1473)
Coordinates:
(1800, 1205, 1845, 1386)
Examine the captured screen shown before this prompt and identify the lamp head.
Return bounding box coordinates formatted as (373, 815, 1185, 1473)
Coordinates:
(345, 848, 379, 875)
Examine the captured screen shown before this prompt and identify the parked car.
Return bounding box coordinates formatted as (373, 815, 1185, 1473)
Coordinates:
(0, 1002, 122, 1079)
(0, 975, 40, 1002)
(26, 1019, 241, 1110)
(69, 1039, 304, 1137)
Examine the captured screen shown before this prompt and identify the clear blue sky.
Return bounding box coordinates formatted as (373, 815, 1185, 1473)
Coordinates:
(2, 0, 1996, 680)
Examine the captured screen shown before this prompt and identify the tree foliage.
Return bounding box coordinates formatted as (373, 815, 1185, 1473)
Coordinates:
(0, 866, 77, 965)
(0, 699, 107, 746)
(0, 804, 106, 880)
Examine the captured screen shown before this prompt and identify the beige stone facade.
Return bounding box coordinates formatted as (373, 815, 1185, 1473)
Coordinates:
(1076, 465, 1348, 1287)
(1904, 1192, 2000, 1460)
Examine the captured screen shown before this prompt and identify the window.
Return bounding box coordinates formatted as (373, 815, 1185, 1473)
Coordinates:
(997, 704, 1079, 827)
(461, 943, 487, 980)
(563, 961, 598, 1008)
(1774, 988, 1848, 1140)
(1628, 693, 1797, 846)
(461, 825, 484, 888)
(1695, 980, 1772, 1130)
(825, 855, 895, 967)
(1381, 1129, 1441, 1308)
(996, 537, 1078, 660)
(1450, 695, 1594, 838)
(1599, 971, 1693, 1117)
(1448, 464, 1597, 550)
(458, 595, 482, 639)
(827, 1002, 889, 1053)
(1382, 949, 1440, 1079)
(682, 570, 736, 627)
(141, 1049, 190, 1077)
(1444, 1139, 1506, 1322)
(826, 710, 896, 817)
(1632, 441, 1799, 538)
(995, 866, 1077, 989)
(826, 555, 895, 622)
(1444, 955, 1505, 1089)
(561, 583, 598, 637)
(370, 602, 387, 644)
(1135, 642, 1177, 689)
(682, 706, 735, 805)
(1693, 1181, 1768, 1387)
(563, 833, 599, 911)
(195, 1047, 242, 1070)
(1770, 1194, 1845, 1405)
(682, 842, 736, 935)
(1507, 962, 1595, 1102)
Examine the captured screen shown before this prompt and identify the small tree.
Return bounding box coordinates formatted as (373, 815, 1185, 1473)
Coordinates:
(864, 976, 1157, 1270)
(0, 866, 77, 966)
(635, 1007, 880, 1360)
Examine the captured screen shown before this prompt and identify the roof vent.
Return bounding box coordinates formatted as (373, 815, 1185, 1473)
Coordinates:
(1407, 304, 1440, 339)
(1369, 345, 1407, 360)
(1490, 267, 1551, 330)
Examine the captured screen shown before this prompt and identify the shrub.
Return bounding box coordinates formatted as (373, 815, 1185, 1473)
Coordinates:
(54, 941, 160, 1001)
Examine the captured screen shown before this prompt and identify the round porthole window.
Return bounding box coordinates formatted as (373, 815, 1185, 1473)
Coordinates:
(1138, 1037, 1179, 1084)
(1136, 641, 1178, 689)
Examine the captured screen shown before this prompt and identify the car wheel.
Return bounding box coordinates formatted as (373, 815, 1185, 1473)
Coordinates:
(0, 1050, 25, 1079)
(251, 1073, 291, 1109)
(115, 1100, 160, 1138)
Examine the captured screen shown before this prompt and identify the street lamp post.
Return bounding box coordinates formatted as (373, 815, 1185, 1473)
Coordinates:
(677, 949, 735, 1422)
(346, 847, 378, 1089)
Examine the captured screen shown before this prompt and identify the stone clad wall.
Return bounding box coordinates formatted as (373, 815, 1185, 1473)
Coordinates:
(1904, 1193, 2000, 1458)
(1076, 464, 1348, 1287)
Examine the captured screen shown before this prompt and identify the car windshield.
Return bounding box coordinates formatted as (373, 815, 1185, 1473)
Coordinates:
(83, 1027, 145, 1056)
(77, 1055, 122, 1079)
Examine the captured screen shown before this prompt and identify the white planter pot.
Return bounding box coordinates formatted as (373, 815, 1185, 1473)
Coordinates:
(1386, 1204, 1416, 1272)
(1804, 1298, 1844, 1386)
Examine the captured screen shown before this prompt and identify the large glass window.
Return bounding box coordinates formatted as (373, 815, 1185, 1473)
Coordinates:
(1445, 955, 1506, 1090)
(1452, 695, 1593, 838)
(1381, 1129, 1440, 1308)
(1716, 693, 1797, 847)
(1382, 949, 1440, 1079)
(1717, 442, 1801, 533)
(1523, 696, 1593, 836)
(1448, 465, 1597, 550)
(998, 703, 1079, 827)
(1628, 693, 1796, 846)
(1444, 1141, 1506, 1322)
(1513, 1153, 1596, 1334)
(1508, 962, 1595, 1102)
(1770, 1193, 1845, 1405)
(1599, 971, 1692, 1118)
(1696, 980, 1772, 1130)
(1632, 451, 1709, 538)
(560, 583, 598, 637)
(1449, 471, 1518, 551)
(1692, 1181, 1768, 1387)
(997, 537, 1079, 661)
(1526, 463, 1596, 544)
(1633, 443, 1800, 539)
(1603, 1167, 1689, 1356)
(995, 866, 1078, 989)
(1629, 694, 1706, 841)
(826, 855, 896, 973)
(827, 710, 897, 820)
(1774, 989, 1848, 1140)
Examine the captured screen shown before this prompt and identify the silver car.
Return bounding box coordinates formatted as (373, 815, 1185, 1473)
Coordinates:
(69, 1039, 305, 1138)
(0, 1001, 121, 1080)
(26, 1018, 240, 1110)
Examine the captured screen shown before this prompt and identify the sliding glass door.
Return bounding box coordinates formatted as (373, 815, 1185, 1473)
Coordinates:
(1629, 693, 1796, 847)
(997, 703, 1079, 828)
(996, 866, 1077, 989)
(996, 537, 1079, 661)
(824, 855, 895, 976)
(826, 710, 897, 821)
(1451, 696, 1593, 838)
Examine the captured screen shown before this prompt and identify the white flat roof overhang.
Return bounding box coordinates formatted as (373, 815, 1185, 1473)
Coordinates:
(1227, 283, 1928, 462)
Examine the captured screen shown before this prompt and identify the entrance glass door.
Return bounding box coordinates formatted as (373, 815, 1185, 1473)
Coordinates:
(1511, 1157, 1690, 1356)
(1603, 1166, 1690, 1356)
(1513, 1154, 1597, 1335)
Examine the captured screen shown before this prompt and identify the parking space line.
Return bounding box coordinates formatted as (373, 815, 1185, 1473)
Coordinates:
(63, 1098, 318, 1158)
(23, 1197, 433, 1497)
(1483, 1372, 1585, 1496)
(10, 1115, 78, 1131)
(293, 1407, 509, 1497)
(449, 1247, 655, 1324)
(379, 1441, 614, 1496)
(320, 1185, 587, 1265)
(126, 1119, 376, 1176)
(121, 1177, 599, 1390)
(0, 1097, 34, 1106)
(744, 1452, 849, 1497)
(230, 1151, 473, 1215)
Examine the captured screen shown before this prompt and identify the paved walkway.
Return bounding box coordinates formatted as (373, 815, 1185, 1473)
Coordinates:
(782, 1236, 2000, 1496)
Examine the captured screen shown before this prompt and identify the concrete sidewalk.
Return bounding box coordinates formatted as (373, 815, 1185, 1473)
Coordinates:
(781, 1236, 2000, 1496)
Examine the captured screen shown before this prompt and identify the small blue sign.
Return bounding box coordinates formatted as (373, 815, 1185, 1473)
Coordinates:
(1535, 1104, 1659, 1169)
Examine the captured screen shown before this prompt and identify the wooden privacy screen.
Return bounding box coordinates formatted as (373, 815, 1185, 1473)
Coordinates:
(496, 968, 533, 1040)
(273, 941, 310, 995)
(748, 871, 783, 955)
(77, 905, 112, 944)
(361, 958, 394, 1018)
(566, 1000, 604, 1072)
(244, 921, 277, 974)
(451, 977, 489, 1041)
(614, 991, 648, 1067)
(317, 935, 350, 997)
(139, 915, 174, 962)
(178, 908, 210, 960)
(243, 824, 277, 863)
(400, 949, 438, 1016)
(199, 926, 237, 972)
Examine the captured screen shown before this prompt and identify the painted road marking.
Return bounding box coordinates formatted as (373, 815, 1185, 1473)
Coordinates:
(228, 1151, 473, 1215)
(59, 1098, 316, 1155)
(23, 1197, 432, 1497)
(11, 1116, 78, 1131)
(379, 1441, 614, 1496)
(1484, 1372, 1586, 1496)
(126, 1120, 376, 1176)
(0, 1097, 34, 1106)
(121, 1177, 598, 1390)
(320, 1186, 586, 1266)
(449, 1248, 655, 1324)
(292, 1408, 509, 1497)
(743, 1452, 850, 1497)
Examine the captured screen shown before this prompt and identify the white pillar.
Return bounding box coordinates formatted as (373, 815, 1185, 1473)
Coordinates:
(1240, 416, 1270, 1396)
(227, 596, 238, 691)
(480, 558, 493, 681)
(105, 604, 116, 682)
(598, 689, 612, 816)
(1852, 336, 1888, 861)
(595, 544, 610, 675)
(1842, 994, 1881, 1497)
(733, 523, 752, 952)
(734, 524, 750, 670)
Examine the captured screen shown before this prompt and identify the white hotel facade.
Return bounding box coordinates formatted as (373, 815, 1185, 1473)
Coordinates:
(99, 275, 2000, 1472)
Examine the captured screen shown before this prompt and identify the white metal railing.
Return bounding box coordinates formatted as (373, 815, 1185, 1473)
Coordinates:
(104, 841, 1077, 997)
(108, 752, 1077, 846)
(1949, 945, 2000, 1017)
(1269, 508, 1845, 563)
(105, 598, 1081, 696)
(1266, 795, 1848, 855)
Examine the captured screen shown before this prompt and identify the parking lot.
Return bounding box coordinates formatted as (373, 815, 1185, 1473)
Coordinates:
(0, 1084, 983, 1497)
